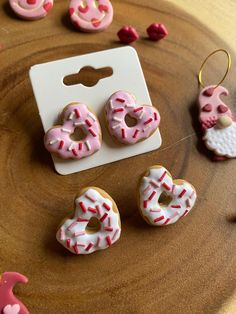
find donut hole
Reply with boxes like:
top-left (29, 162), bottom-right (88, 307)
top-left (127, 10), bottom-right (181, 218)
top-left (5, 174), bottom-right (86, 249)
top-left (158, 192), bottom-right (173, 207)
top-left (125, 114), bottom-right (137, 127)
top-left (85, 217), bottom-right (101, 234)
top-left (70, 127), bottom-right (86, 142)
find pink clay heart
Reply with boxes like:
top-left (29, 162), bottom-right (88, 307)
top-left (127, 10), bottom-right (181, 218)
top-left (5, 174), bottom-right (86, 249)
top-left (3, 304), bottom-right (20, 314)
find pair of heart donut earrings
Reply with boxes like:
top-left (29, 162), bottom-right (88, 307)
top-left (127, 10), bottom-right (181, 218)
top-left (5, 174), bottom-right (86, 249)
top-left (198, 49), bottom-right (236, 160)
top-left (56, 165), bottom-right (197, 255)
top-left (9, 0), bottom-right (113, 32)
top-left (44, 91), bottom-right (161, 160)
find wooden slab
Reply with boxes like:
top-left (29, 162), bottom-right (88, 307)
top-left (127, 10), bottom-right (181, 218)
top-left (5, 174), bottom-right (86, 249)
top-left (0, 0), bottom-right (235, 313)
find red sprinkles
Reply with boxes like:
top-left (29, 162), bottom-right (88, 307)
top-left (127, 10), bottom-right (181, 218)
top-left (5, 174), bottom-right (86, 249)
top-left (104, 227), bottom-right (113, 232)
top-left (74, 108), bottom-right (80, 118)
top-left (121, 128), bottom-right (126, 139)
top-left (133, 129), bottom-right (139, 139)
top-left (85, 119), bottom-right (92, 127)
top-left (89, 128), bottom-right (96, 137)
top-left (85, 242), bottom-right (94, 252)
top-left (72, 148), bottom-right (78, 156)
top-left (144, 118), bottom-right (153, 125)
top-left (171, 204), bottom-right (181, 209)
top-left (66, 239), bottom-right (71, 248)
top-left (134, 107), bottom-right (143, 113)
top-left (73, 244), bottom-right (79, 254)
top-left (148, 191), bottom-right (156, 200)
top-left (100, 213), bottom-right (108, 222)
top-left (154, 216), bottom-right (164, 223)
top-left (115, 98), bottom-right (125, 103)
top-left (178, 189), bottom-right (187, 198)
top-left (103, 203), bottom-right (111, 211)
top-left (159, 171), bottom-right (167, 182)
top-left (77, 217), bottom-right (89, 222)
top-left (113, 108), bottom-right (124, 113)
top-left (106, 236), bottom-right (112, 246)
top-left (180, 210), bottom-right (189, 218)
top-left (79, 201), bottom-right (87, 213)
top-left (58, 140), bottom-right (64, 150)
top-left (88, 207), bottom-right (97, 213)
top-left (162, 182), bottom-right (171, 191)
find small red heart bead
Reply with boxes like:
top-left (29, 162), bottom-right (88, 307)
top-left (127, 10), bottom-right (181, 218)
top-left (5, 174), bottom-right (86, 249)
top-left (202, 103), bottom-right (212, 112)
top-left (43, 2), bottom-right (53, 12)
top-left (78, 5), bottom-right (89, 13)
top-left (91, 18), bottom-right (101, 28)
top-left (217, 104), bottom-right (228, 113)
top-left (203, 87), bottom-right (215, 97)
top-left (98, 4), bottom-right (109, 12)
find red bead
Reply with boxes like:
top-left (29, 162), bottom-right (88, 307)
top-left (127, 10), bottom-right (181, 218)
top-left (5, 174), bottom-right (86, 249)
top-left (146, 23), bottom-right (168, 41)
top-left (217, 104), bottom-right (228, 113)
top-left (117, 26), bottom-right (139, 44)
top-left (202, 104), bottom-right (212, 112)
top-left (203, 87), bottom-right (215, 97)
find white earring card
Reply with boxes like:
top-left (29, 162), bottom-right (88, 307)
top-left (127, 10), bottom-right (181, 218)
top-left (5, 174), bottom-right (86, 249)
top-left (29, 47), bottom-right (162, 175)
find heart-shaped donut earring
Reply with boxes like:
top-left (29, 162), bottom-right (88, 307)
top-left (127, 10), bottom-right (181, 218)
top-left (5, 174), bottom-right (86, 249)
top-left (198, 49), bottom-right (236, 159)
top-left (138, 165), bottom-right (197, 226)
top-left (104, 91), bottom-right (161, 145)
top-left (44, 102), bottom-right (102, 160)
top-left (56, 187), bottom-right (121, 254)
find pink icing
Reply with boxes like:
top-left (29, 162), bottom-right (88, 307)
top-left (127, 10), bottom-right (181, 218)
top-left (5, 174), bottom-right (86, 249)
top-left (0, 272), bottom-right (29, 314)
top-left (9, 0), bottom-right (53, 20)
top-left (44, 103), bottom-right (102, 159)
top-left (69, 0), bottom-right (113, 32)
top-left (198, 85), bottom-right (233, 129)
top-left (105, 91), bottom-right (160, 145)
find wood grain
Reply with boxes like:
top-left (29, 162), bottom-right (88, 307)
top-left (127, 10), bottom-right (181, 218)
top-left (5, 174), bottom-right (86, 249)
top-left (0, 1), bottom-right (236, 313)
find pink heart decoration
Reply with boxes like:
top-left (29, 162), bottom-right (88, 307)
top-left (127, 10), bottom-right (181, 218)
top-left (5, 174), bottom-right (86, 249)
top-left (43, 2), bottom-right (53, 12)
top-left (78, 5), bottom-right (89, 13)
top-left (3, 304), bottom-right (20, 314)
top-left (105, 91), bottom-right (160, 145)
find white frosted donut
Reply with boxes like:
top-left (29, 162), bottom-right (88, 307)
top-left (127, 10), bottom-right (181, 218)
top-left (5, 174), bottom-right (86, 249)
top-left (138, 165), bottom-right (197, 226)
top-left (56, 187), bottom-right (121, 254)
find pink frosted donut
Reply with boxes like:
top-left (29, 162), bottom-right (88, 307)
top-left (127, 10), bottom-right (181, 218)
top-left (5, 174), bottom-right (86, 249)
top-left (105, 91), bottom-right (161, 145)
top-left (69, 0), bottom-right (113, 32)
top-left (9, 0), bottom-right (53, 20)
top-left (44, 103), bottom-right (102, 159)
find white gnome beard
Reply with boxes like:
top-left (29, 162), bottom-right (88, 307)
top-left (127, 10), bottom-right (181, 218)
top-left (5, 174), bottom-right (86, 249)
top-left (203, 121), bottom-right (236, 158)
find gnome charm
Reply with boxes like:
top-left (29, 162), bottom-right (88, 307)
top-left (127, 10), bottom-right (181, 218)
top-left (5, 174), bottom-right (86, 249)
top-left (198, 49), bottom-right (236, 160)
top-left (0, 272), bottom-right (29, 314)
